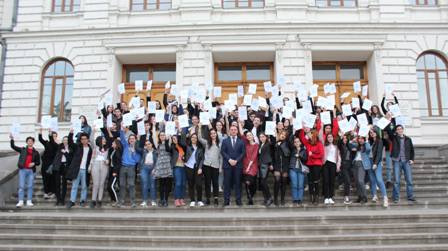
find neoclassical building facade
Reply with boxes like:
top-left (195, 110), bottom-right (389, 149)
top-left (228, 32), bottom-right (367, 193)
top-left (0, 0), bottom-right (447, 150)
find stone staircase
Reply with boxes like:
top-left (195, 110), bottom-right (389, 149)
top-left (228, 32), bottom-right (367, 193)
top-left (0, 157), bottom-right (447, 250)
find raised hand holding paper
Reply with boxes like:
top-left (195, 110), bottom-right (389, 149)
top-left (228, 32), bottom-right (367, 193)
top-left (389, 104), bottom-right (401, 118)
top-left (213, 86), bottom-right (222, 98)
top-left (376, 117), bottom-right (391, 130)
top-left (135, 80), bottom-right (143, 92)
top-left (362, 85), bottom-right (368, 97)
top-left (362, 99), bottom-right (373, 111)
top-left (155, 110), bottom-right (165, 123)
top-left (41, 115), bottom-right (52, 129)
top-left (178, 114), bottom-right (189, 128)
top-left (237, 85), bottom-right (244, 97)
top-left (238, 106), bottom-right (248, 121)
top-left (321, 111), bottom-right (331, 125)
top-left (248, 84), bottom-right (257, 95)
top-left (123, 113), bottom-right (134, 126)
top-left (342, 104), bottom-right (353, 117)
top-left (148, 101), bottom-right (157, 113)
top-left (265, 121), bottom-right (276, 135)
top-left (310, 84), bottom-right (318, 98)
top-left (118, 83), bottom-right (125, 94)
top-left (93, 119), bottom-right (103, 129)
top-left (137, 121), bottom-right (146, 136)
top-left (146, 80), bottom-right (153, 91)
top-left (243, 95), bottom-right (252, 106)
top-left (165, 121), bottom-right (176, 136)
top-left (352, 97), bottom-right (360, 109)
top-left (353, 81), bottom-right (361, 93)
top-left (200, 112), bottom-right (210, 125)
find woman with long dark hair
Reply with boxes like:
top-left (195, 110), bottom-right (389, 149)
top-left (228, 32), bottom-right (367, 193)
top-left (273, 130), bottom-right (291, 206)
top-left (107, 139), bottom-right (122, 206)
top-left (368, 127), bottom-right (388, 208)
top-left (183, 133), bottom-right (205, 207)
top-left (153, 131), bottom-right (173, 207)
top-left (258, 132), bottom-right (274, 206)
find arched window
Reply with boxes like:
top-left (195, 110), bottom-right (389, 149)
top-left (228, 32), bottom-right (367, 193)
top-left (416, 52), bottom-right (448, 116)
top-left (39, 58), bottom-right (74, 122)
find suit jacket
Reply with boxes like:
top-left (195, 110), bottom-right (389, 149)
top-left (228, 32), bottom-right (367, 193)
top-left (220, 136), bottom-right (245, 169)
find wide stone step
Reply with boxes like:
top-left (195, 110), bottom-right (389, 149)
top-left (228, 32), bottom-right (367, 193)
top-left (1, 222), bottom-right (447, 236)
top-left (2, 244), bottom-right (448, 251)
top-left (1, 232), bottom-right (447, 247)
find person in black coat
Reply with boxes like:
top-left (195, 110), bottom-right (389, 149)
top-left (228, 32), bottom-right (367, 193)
top-left (257, 132), bottom-right (274, 206)
top-left (51, 135), bottom-right (74, 206)
top-left (66, 130), bottom-right (93, 209)
top-left (107, 139), bottom-right (122, 204)
top-left (10, 135), bottom-right (40, 207)
top-left (272, 130), bottom-right (291, 206)
top-left (38, 129), bottom-right (59, 198)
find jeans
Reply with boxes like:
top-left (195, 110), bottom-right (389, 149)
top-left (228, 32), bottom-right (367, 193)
top-left (385, 150), bottom-right (393, 183)
top-left (289, 168), bottom-right (305, 202)
top-left (392, 160), bottom-right (415, 201)
top-left (18, 169), bottom-right (34, 201)
top-left (70, 169), bottom-right (87, 202)
top-left (140, 165), bottom-right (156, 202)
top-left (119, 166), bottom-right (136, 204)
top-left (368, 162), bottom-right (387, 198)
top-left (353, 161), bottom-right (367, 199)
top-left (173, 166), bottom-right (186, 199)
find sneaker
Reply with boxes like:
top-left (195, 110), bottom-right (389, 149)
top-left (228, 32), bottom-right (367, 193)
top-left (324, 198), bottom-right (330, 205)
top-left (205, 199), bottom-right (211, 206)
top-left (89, 201), bottom-right (96, 209)
top-left (25, 200), bottom-right (34, 207)
top-left (97, 201), bottom-right (102, 208)
top-left (49, 193), bottom-right (56, 199)
top-left (16, 200), bottom-right (24, 208)
top-left (383, 197), bottom-right (389, 208)
top-left (393, 199), bottom-right (399, 204)
top-left (43, 193), bottom-right (51, 199)
top-left (66, 201), bottom-right (75, 209)
top-left (328, 198), bottom-right (335, 205)
top-left (140, 201), bottom-right (147, 208)
top-left (214, 198), bottom-right (219, 207)
top-left (151, 201), bottom-right (158, 207)
top-left (190, 201), bottom-right (196, 207)
top-left (180, 199), bottom-right (186, 206)
top-left (197, 201), bottom-right (205, 207)
top-left (408, 197), bottom-right (417, 202)
top-left (372, 195), bottom-right (378, 202)
top-left (79, 201), bottom-right (86, 207)
top-left (344, 197), bottom-right (352, 205)
top-left (131, 203), bottom-right (137, 208)
top-left (365, 184), bottom-right (370, 190)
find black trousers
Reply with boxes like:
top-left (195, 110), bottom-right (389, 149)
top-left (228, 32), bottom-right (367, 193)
top-left (244, 175), bottom-right (257, 201)
top-left (308, 165), bottom-right (321, 199)
top-left (54, 163), bottom-right (68, 203)
top-left (259, 166), bottom-right (272, 201)
top-left (340, 160), bottom-right (353, 197)
top-left (159, 177), bottom-right (172, 202)
top-left (186, 167), bottom-right (203, 202)
top-left (107, 170), bottom-right (119, 202)
top-left (323, 161), bottom-right (337, 199)
top-left (42, 163), bottom-right (56, 194)
top-left (204, 165), bottom-right (219, 200)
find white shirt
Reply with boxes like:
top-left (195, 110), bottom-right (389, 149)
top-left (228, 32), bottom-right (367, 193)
top-left (80, 146), bottom-right (90, 169)
top-left (251, 127), bottom-right (259, 144)
top-left (145, 151), bottom-right (154, 166)
top-left (325, 145), bottom-right (337, 163)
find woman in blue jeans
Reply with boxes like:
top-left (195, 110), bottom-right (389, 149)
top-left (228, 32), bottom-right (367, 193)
top-left (171, 135), bottom-right (186, 207)
top-left (289, 137), bottom-right (308, 206)
top-left (139, 139), bottom-right (158, 207)
top-left (368, 128), bottom-right (388, 208)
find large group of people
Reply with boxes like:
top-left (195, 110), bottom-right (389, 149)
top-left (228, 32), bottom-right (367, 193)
top-left (10, 83), bottom-right (416, 209)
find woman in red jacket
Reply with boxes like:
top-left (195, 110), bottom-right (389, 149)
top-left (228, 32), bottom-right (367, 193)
top-left (239, 120), bottom-right (259, 205)
top-left (299, 128), bottom-right (324, 205)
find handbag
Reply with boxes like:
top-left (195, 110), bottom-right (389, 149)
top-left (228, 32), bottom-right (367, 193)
top-left (301, 163), bottom-right (310, 174)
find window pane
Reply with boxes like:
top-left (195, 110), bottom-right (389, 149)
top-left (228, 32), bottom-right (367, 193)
top-left (153, 67), bottom-right (176, 82)
top-left (64, 77), bottom-right (73, 122)
top-left (416, 56), bottom-right (425, 69)
top-left (53, 0), bottom-right (63, 12)
top-left (246, 65), bottom-right (270, 80)
top-left (428, 73), bottom-right (440, 115)
top-left (53, 79), bottom-right (63, 118)
top-left (313, 65), bottom-right (336, 80)
top-left (417, 76), bottom-right (428, 116)
top-left (65, 62), bottom-right (74, 76)
top-left (435, 56), bottom-right (446, 69)
top-left (330, 0), bottom-right (341, 6)
top-left (223, 0), bottom-right (236, 8)
top-left (147, 0), bottom-right (157, 9)
top-left (344, 0), bottom-right (356, 7)
top-left (73, 0), bottom-right (80, 11)
top-left (239, 0), bottom-right (249, 7)
top-left (316, 0), bottom-right (327, 7)
top-left (159, 0), bottom-right (171, 10)
top-left (42, 78), bottom-right (53, 115)
top-left (45, 63), bottom-right (55, 77)
top-left (425, 54), bottom-right (436, 69)
top-left (439, 73), bottom-right (448, 116)
top-left (54, 61), bottom-right (66, 76)
top-left (408, 0), bottom-right (417, 4)
top-left (132, 0), bottom-right (144, 10)
top-left (252, 0), bottom-right (264, 7)
top-left (340, 64), bottom-right (364, 80)
top-left (126, 67), bottom-right (148, 82)
top-left (218, 66), bottom-right (242, 81)
top-left (64, 0), bottom-right (72, 11)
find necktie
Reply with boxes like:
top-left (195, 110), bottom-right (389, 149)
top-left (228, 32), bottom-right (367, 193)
top-left (232, 137), bottom-right (236, 148)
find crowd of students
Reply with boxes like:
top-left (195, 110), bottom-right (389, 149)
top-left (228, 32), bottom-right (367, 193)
top-left (10, 86), bottom-right (416, 209)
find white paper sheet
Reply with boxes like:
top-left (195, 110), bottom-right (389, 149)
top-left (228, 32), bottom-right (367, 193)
top-left (178, 114), bottom-right (189, 128)
top-left (135, 80), bottom-right (143, 92)
top-left (155, 110), bottom-right (165, 123)
top-left (321, 111), bottom-right (331, 125)
top-left (238, 106), bottom-right (248, 121)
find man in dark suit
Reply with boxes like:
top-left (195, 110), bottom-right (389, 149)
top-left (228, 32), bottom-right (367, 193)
top-left (220, 125), bottom-right (246, 206)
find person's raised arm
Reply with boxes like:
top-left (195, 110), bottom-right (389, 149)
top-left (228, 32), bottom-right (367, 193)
top-left (9, 135), bottom-right (21, 153)
top-left (381, 96), bottom-right (388, 114)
